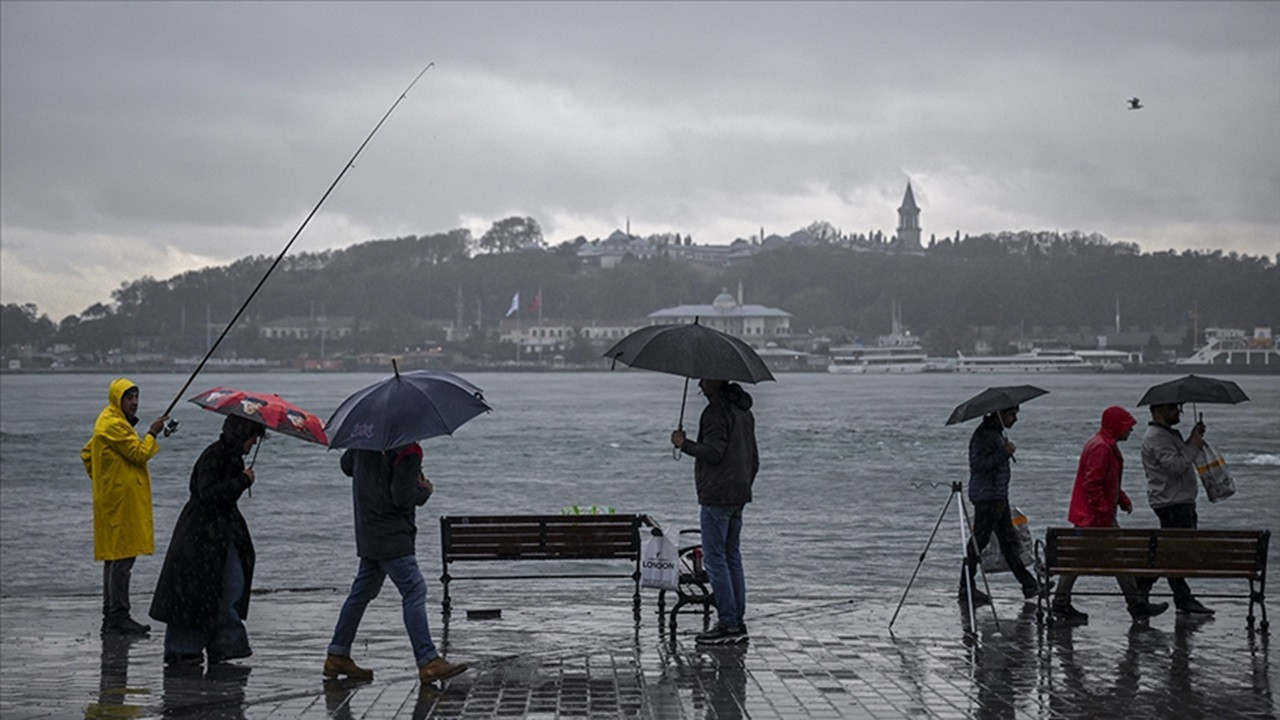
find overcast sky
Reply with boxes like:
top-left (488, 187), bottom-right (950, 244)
top-left (2, 2), bottom-right (1277, 320)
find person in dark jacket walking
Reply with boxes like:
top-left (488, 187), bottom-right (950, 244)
top-left (671, 379), bottom-right (759, 645)
top-left (959, 406), bottom-right (1045, 605)
top-left (150, 414), bottom-right (263, 666)
top-left (323, 443), bottom-right (466, 685)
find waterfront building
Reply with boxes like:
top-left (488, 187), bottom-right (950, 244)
top-left (647, 285), bottom-right (792, 345)
top-left (258, 315), bottom-right (356, 341)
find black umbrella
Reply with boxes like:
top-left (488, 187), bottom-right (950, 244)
top-left (1137, 375), bottom-right (1250, 407)
top-left (603, 319), bottom-right (775, 432)
top-left (325, 362), bottom-right (492, 451)
top-left (945, 385), bottom-right (1049, 426)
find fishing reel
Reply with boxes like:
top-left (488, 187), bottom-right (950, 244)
top-left (162, 418), bottom-right (180, 437)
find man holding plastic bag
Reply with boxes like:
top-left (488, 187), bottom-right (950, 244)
top-left (1138, 403), bottom-right (1215, 615)
top-left (1051, 406), bottom-right (1169, 623)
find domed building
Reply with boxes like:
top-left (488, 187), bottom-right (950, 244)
top-left (647, 284), bottom-right (792, 345)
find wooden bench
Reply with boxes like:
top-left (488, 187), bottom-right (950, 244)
top-left (439, 514), bottom-right (653, 621)
top-left (1036, 527), bottom-right (1269, 632)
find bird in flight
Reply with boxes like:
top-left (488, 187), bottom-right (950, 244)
top-left (1128, 97), bottom-right (1143, 110)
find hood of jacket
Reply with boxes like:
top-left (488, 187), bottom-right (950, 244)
top-left (1099, 405), bottom-right (1136, 441)
top-left (107, 377), bottom-right (139, 426)
top-left (220, 414), bottom-right (265, 450)
top-left (719, 382), bottom-right (754, 412)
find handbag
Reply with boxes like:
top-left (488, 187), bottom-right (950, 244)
top-left (979, 506), bottom-right (1035, 574)
top-left (1196, 441), bottom-right (1236, 503)
top-left (640, 531), bottom-right (680, 592)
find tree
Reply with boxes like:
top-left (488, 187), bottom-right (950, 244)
top-left (0, 303), bottom-right (56, 350)
top-left (478, 216), bottom-right (543, 254)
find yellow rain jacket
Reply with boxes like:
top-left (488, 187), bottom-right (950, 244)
top-left (81, 377), bottom-right (160, 561)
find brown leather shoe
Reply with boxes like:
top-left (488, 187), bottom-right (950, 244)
top-left (418, 656), bottom-right (467, 684)
top-left (323, 653), bottom-right (373, 680)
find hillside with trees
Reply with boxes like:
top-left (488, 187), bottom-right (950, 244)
top-left (3, 218), bottom-right (1277, 367)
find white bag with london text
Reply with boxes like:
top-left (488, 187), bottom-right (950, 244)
top-left (1196, 441), bottom-right (1236, 503)
top-left (640, 532), bottom-right (680, 592)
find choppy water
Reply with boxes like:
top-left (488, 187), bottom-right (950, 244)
top-left (1, 371), bottom-right (1276, 602)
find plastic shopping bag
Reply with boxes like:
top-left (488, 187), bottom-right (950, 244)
top-left (979, 506), bottom-right (1035, 574)
top-left (1196, 441), bottom-right (1236, 503)
top-left (640, 531), bottom-right (680, 592)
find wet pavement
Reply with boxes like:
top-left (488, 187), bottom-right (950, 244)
top-left (1, 582), bottom-right (1274, 719)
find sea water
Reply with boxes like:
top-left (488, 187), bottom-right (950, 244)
top-left (1, 372), bottom-right (1276, 603)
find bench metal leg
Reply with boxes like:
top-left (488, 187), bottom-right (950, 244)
top-left (441, 572), bottom-right (452, 616)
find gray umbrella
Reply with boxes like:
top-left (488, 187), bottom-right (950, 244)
top-left (603, 319), bottom-right (775, 431)
top-left (1137, 375), bottom-right (1250, 407)
top-left (325, 364), bottom-right (492, 451)
top-left (603, 321), bottom-right (775, 385)
top-left (945, 385), bottom-right (1049, 426)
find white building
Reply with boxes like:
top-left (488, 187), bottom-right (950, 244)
top-left (648, 286), bottom-right (791, 345)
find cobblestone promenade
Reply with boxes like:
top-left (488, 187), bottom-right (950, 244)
top-left (1, 583), bottom-right (1274, 719)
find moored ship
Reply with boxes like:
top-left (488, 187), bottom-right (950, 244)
top-left (1147, 327), bottom-right (1280, 375)
top-left (954, 348), bottom-right (1097, 373)
top-left (828, 302), bottom-right (927, 374)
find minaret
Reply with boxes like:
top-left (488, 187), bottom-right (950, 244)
top-left (897, 182), bottom-right (922, 251)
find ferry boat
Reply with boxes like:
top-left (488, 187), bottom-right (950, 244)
top-left (954, 348), bottom-right (1097, 373)
top-left (828, 302), bottom-right (927, 374)
top-left (1170, 327), bottom-right (1280, 375)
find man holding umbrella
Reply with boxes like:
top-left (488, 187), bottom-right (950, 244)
top-left (671, 378), bottom-right (759, 645)
top-left (1137, 403), bottom-right (1214, 615)
top-left (959, 405), bottom-right (1046, 605)
top-left (322, 366), bottom-right (489, 684)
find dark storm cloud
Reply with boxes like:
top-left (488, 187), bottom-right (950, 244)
top-left (2, 2), bottom-right (1277, 318)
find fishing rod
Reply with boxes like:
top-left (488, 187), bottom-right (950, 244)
top-left (160, 63), bottom-right (434, 427)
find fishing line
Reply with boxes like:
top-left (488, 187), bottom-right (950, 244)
top-left (161, 63), bottom-right (435, 424)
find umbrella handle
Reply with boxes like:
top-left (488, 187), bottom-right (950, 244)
top-left (673, 377), bottom-right (690, 461)
top-left (246, 439), bottom-right (262, 496)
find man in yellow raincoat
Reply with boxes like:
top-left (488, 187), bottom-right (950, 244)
top-left (82, 378), bottom-right (168, 635)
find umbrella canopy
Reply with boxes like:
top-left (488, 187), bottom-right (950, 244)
top-left (602, 322), bottom-right (775, 384)
top-left (945, 385), bottom-right (1049, 426)
top-left (189, 387), bottom-right (328, 445)
top-left (325, 369), bottom-right (492, 451)
top-left (1137, 375), bottom-right (1250, 407)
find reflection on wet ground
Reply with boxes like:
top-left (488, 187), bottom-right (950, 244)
top-left (1, 585), bottom-right (1273, 718)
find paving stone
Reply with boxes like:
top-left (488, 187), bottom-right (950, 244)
top-left (2, 588), bottom-right (1275, 718)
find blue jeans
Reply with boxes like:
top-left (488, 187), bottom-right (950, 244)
top-left (700, 504), bottom-right (746, 628)
top-left (164, 544), bottom-right (250, 662)
top-left (328, 555), bottom-right (439, 668)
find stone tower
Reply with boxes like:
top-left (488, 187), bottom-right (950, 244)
top-left (896, 182), bottom-right (922, 251)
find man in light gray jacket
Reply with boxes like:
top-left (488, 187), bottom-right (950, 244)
top-left (1138, 403), bottom-right (1214, 615)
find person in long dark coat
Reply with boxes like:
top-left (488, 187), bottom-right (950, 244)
top-left (150, 414), bottom-right (263, 666)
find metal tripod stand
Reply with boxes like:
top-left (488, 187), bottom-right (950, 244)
top-left (889, 481), bottom-right (1000, 633)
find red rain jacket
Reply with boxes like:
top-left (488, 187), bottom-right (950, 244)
top-left (1067, 406), bottom-right (1138, 528)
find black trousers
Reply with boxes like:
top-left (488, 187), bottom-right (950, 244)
top-left (1138, 503), bottom-right (1197, 606)
top-left (102, 557), bottom-right (136, 621)
top-left (963, 499), bottom-right (1036, 590)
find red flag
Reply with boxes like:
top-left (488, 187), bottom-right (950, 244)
top-left (528, 289), bottom-right (542, 314)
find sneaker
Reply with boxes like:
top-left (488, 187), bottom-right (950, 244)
top-left (103, 617), bottom-right (151, 636)
top-left (418, 656), bottom-right (467, 684)
top-left (1051, 604), bottom-right (1089, 623)
top-left (323, 653), bottom-right (373, 680)
top-left (695, 622), bottom-right (746, 644)
top-left (1022, 580), bottom-right (1054, 600)
top-left (209, 649), bottom-right (252, 665)
top-left (1177, 599), bottom-right (1215, 615)
top-left (164, 653), bottom-right (204, 667)
top-left (1129, 601), bottom-right (1170, 622)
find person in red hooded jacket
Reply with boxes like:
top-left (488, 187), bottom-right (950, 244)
top-left (1051, 406), bottom-right (1170, 624)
